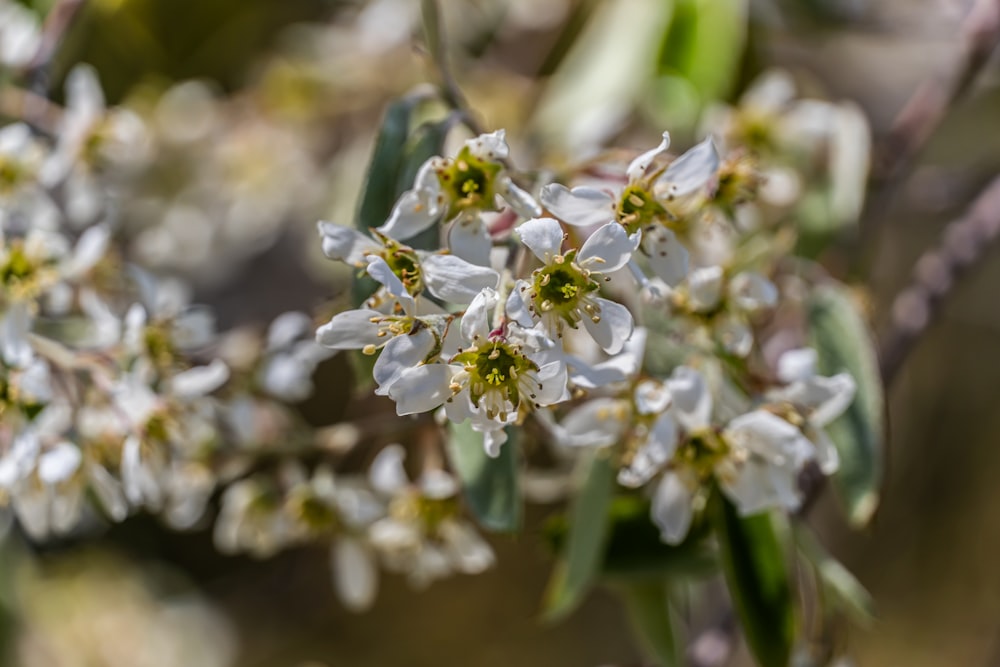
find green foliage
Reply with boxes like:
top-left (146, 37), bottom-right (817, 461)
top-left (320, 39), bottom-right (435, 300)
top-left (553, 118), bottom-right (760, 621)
top-left (807, 284), bottom-right (884, 527)
top-left (794, 524), bottom-right (875, 626)
top-left (620, 581), bottom-right (680, 667)
top-left (712, 495), bottom-right (795, 667)
top-left (542, 452), bottom-right (616, 620)
top-left (446, 421), bottom-right (521, 533)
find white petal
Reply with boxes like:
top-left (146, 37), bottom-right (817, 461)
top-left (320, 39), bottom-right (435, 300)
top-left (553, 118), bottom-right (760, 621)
top-left (539, 184), bottom-right (616, 228)
top-left (461, 287), bottom-right (497, 343)
top-left (582, 297), bottom-right (633, 354)
top-left (667, 366), bottom-right (712, 432)
top-left (422, 253), bottom-right (499, 304)
top-left (318, 222), bottom-right (380, 265)
top-left (505, 283), bottom-right (535, 328)
top-left (716, 314), bottom-right (753, 358)
top-left (388, 364), bottom-right (453, 415)
top-left (38, 443), bottom-right (82, 485)
top-left (465, 130), bottom-right (509, 161)
top-left (578, 221), bottom-right (639, 273)
top-left (365, 256), bottom-right (416, 313)
top-left (723, 410), bottom-right (803, 463)
top-left (776, 348), bottom-right (817, 384)
top-left (440, 520), bottom-right (495, 573)
top-left (720, 457), bottom-right (800, 515)
top-left (331, 538), bottom-right (378, 612)
top-left (1, 301), bottom-right (34, 368)
top-left (419, 469), bottom-right (459, 498)
top-left (813, 429), bottom-right (840, 475)
top-left (87, 464), bottom-right (128, 521)
top-left (376, 158), bottom-right (444, 240)
top-left (267, 311), bottom-right (312, 350)
top-left (642, 227), bottom-right (689, 286)
top-left (619, 413), bottom-right (678, 488)
top-left (806, 374), bottom-right (856, 427)
top-left (652, 472), bottom-right (693, 545)
top-left (498, 176), bottom-right (542, 218)
top-left (483, 428), bottom-right (508, 458)
top-left (655, 137), bottom-right (719, 198)
top-left (517, 217), bottom-right (565, 261)
top-left (533, 360), bottom-right (569, 406)
top-left (316, 309), bottom-right (383, 349)
top-left (634, 379), bottom-right (671, 415)
top-left (63, 224), bottom-right (110, 278)
top-left (566, 328), bottom-right (646, 389)
top-left (559, 398), bottom-right (629, 447)
top-left (687, 265), bottom-right (725, 312)
top-left (369, 444), bottom-right (409, 495)
top-left (170, 359), bottom-right (230, 398)
top-left (626, 131), bottom-right (671, 181)
top-left (729, 272), bottom-right (777, 313)
top-left (447, 218), bottom-right (493, 267)
top-left (373, 327), bottom-right (437, 395)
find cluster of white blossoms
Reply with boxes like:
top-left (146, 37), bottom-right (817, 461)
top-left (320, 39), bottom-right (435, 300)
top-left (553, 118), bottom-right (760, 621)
top-left (1, 0), bottom-right (867, 612)
top-left (316, 118), bottom-right (858, 547)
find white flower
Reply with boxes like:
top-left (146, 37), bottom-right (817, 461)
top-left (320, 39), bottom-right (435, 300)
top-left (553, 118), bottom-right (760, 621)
top-left (540, 132), bottom-right (719, 286)
top-left (0, 1), bottom-right (40, 68)
top-left (375, 130), bottom-right (541, 265)
top-left (517, 216), bottom-right (638, 354)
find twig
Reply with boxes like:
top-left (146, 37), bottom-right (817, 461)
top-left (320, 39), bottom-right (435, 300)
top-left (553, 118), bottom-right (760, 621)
top-left (858, 0), bottom-right (1000, 258)
top-left (26, 0), bottom-right (88, 96)
top-left (878, 174), bottom-right (1000, 385)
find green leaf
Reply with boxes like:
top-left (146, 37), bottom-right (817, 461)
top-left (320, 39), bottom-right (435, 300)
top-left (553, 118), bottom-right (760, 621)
top-left (807, 284), bottom-right (885, 527)
top-left (542, 453), bottom-right (617, 621)
top-left (446, 421), bottom-right (521, 533)
top-left (620, 581), bottom-right (680, 667)
top-left (794, 525), bottom-right (875, 626)
top-left (355, 96), bottom-right (420, 233)
top-left (712, 495), bottom-right (795, 667)
top-left (394, 116), bottom-right (457, 251)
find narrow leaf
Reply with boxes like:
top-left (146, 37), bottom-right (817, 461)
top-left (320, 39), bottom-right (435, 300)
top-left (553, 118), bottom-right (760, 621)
top-left (355, 97), bottom-right (420, 232)
top-left (620, 581), bottom-right (680, 667)
top-left (712, 495), bottom-right (795, 667)
top-left (446, 421), bottom-right (521, 532)
top-left (807, 284), bottom-right (885, 526)
top-left (542, 453), bottom-right (616, 620)
top-left (794, 525), bottom-right (875, 626)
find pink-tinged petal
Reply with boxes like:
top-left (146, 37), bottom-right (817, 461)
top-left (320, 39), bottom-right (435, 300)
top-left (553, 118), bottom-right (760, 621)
top-left (388, 364), bottom-right (453, 415)
top-left (317, 222), bottom-right (380, 265)
top-left (422, 253), bottom-right (499, 304)
top-left (539, 184), bottom-right (616, 228)
top-left (626, 131), bottom-right (671, 181)
top-left (655, 136), bottom-right (719, 198)
top-left (652, 472), bottom-right (694, 545)
top-left (578, 221), bottom-right (639, 273)
top-left (582, 297), bottom-right (633, 355)
top-left (517, 217), bottom-right (565, 261)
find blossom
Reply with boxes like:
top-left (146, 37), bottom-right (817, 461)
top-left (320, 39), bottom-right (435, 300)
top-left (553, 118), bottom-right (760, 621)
top-left (375, 130), bottom-right (541, 265)
top-left (517, 216), bottom-right (638, 354)
top-left (541, 132), bottom-right (720, 286)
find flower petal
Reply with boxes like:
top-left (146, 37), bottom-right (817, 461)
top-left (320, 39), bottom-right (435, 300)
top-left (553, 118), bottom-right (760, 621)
top-left (365, 256), bottom-right (416, 314)
top-left (376, 158), bottom-right (444, 240)
top-left (776, 348), bottom-right (817, 384)
top-left (687, 265), bottom-right (724, 312)
top-left (318, 222), bottom-right (380, 265)
top-left (422, 253), bottom-right (499, 304)
top-left (369, 444), bottom-right (409, 495)
top-left (465, 130), bottom-right (509, 161)
top-left (729, 271), bottom-right (778, 313)
top-left (626, 131), bottom-right (671, 181)
top-left (38, 442), bottom-right (82, 485)
top-left (652, 472), bottom-right (693, 545)
top-left (388, 364), bottom-right (453, 415)
top-left (517, 217), bottom-right (565, 261)
top-left (582, 297), bottom-right (633, 354)
top-left (539, 184), bottom-right (616, 228)
top-left (373, 327), bottom-right (437, 395)
top-left (331, 538), bottom-right (378, 612)
top-left (578, 221), bottom-right (639, 273)
top-left (642, 227), bottom-right (689, 286)
top-left (667, 366), bottom-right (712, 432)
top-left (461, 287), bottom-right (497, 343)
top-left (170, 359), bottom-right (230, 398)
top-left (558, 397), bottom-right (629, 448)
top-left (498, 176), bottom-right (542, 218)
top-left (447, 217), bottom-right (493, 267)
top-left (619, 412), bottom-right (678, 488)
top-left (316, 309), bottom-right (383, 350)
top-left (655, 136), bottom-right (719, 198)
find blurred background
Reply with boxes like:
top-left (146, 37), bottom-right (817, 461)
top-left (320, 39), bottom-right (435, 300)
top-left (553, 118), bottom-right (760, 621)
top-left (3, 0), bottom-right (1000, 665)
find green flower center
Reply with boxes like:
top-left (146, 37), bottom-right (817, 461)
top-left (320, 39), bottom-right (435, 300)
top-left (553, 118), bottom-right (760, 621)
top-left (529, 251), bottom-right (599, 326)
top-left (452, 339), bottom-right (539, 418)
top-left (616, 184), bottom-right (667, 234)
top-left (439, 146), bottom-right (502, 218)
top-left (677, 429), bottom-right (728, 479)
top-left (373, 232), bottom-right (423, 295)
